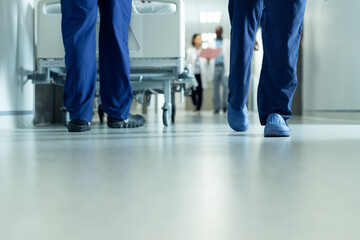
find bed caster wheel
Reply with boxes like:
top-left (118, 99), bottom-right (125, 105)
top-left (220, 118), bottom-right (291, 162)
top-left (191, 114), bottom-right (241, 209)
top-left (61, 109), bottom-right (70, 126)
top-left (136, 91), bottom-right (145, 104)
top-left (163, 109), bottom-right (170, 127)
top-left (145, 94), bottom-right (152, 107)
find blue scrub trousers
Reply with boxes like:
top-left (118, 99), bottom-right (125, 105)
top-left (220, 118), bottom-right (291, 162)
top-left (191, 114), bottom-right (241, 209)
top-left (228, 0), bottom-right (306, 125)
top-left (61, 0), bottom-right (133, 122)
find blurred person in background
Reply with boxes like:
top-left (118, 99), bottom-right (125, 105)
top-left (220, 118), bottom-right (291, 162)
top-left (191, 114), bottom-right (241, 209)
top-left (208, 26), bottom-right (230, 115)
top-left (186, 34), bottom-right (210, 112)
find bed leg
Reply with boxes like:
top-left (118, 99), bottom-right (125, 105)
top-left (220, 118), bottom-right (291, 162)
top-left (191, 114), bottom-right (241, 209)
top-left (162, 80), bottom-right (172, 127)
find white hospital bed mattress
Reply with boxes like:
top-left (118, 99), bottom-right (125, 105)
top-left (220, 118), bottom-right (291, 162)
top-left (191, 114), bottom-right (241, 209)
top-left (36, 0), bottom-right (185, 60)
top-left (133, 1), bottom-right (176, 14)
top-left (45, 1), bottom-right (176, 14)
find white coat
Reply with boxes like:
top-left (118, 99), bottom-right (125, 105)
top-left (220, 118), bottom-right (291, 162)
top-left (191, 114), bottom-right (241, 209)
top-left (207, 38), bottom-right (231, 78)
top-left (186, 47), bottom-right (212, 89)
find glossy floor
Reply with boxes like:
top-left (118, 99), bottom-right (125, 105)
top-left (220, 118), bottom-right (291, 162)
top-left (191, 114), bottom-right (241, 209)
top-left (1, 111), bottom-right (360, 240)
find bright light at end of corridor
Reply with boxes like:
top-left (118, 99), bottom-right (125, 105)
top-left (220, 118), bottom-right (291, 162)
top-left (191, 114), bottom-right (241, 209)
top-left (200, 11), bottom-right (222, 24)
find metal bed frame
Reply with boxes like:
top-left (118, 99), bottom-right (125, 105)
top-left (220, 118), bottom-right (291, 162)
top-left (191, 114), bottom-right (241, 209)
top-left (29, 0), bottom-right (194, 126)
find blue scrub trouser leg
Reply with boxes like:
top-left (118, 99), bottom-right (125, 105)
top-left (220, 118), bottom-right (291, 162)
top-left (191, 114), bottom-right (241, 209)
top-left (98, 0), bottom-right (133, 120)
top-left (228, 0), bottom-right (306, 125)
top-left (61, 0), bottom-right (133, 122)
top-left (258, 0), bottom-right (306, 125)
top-left (61, 0), bottom-right (98, 122)
top-left (228, 0), bottom-right (263, 113)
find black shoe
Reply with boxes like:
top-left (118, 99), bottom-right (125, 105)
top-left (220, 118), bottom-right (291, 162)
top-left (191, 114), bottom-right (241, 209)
top-left (67, 119), bottom-right (91, 132)
top-left (214, 110), bottom-right (220, 115)
top-left (223, 107), bottom-right (228, 113)
top-left (107, 114), bottom-right (145, 128)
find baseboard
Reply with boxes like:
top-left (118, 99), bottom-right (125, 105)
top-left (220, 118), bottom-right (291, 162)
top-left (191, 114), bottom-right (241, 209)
top-left (0, 113), bottom-right (34, 129)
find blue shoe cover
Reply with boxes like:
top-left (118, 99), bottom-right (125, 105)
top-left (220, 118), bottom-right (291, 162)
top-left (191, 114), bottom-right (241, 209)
top-left (227, 104), bottom-right (249, 132)
top-left (264, 113), bottom-right (291, 137)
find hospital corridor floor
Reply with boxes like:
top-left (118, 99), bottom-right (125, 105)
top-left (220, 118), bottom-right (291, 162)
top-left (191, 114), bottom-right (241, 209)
top-left (1, 111), bottom-right (360, 240)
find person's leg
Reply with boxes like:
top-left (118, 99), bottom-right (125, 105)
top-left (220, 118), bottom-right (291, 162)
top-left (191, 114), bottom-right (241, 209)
top-left (192, 74), bottom-right (201, 109)
top-left (191, 88), bottom-right (198, 107)
top-left (98, 0), bottom-right (133, 121)
top-left (61, 0), bottom-right (98, 122)
top-left (227, 0), bottom-right (263, 131)
top-left (220, 66), bottom-right (228, 111)
top-left (212, 66), bottom-right (221, 113)
top-left (228, 0), bottom-right (263, 111)
top-left (197, 75), bottom-right (203, 111)
top-left (222, 76), bottom-right (229, 111)
top-left (258, 0), bottom-right (306, 125)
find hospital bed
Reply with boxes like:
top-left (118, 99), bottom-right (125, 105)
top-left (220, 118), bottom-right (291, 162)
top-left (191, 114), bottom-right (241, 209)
top-left (29, 0), bottom-right (194, 126)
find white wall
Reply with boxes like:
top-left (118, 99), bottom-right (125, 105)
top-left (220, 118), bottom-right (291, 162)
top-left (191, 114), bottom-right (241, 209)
top-left (303, 0), bottom-right (360, 111)
top-left (0, 0), bottom-right (34, 114)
